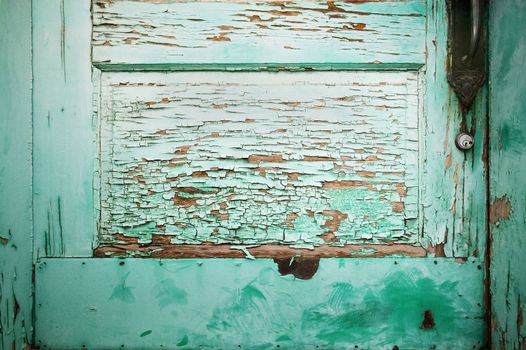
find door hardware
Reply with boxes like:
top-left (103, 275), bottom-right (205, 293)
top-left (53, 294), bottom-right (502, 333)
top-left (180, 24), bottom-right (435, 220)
top-left (456, 132), bottom-right (475, 151)
top-left (447, 0), bottom-right (487, 112)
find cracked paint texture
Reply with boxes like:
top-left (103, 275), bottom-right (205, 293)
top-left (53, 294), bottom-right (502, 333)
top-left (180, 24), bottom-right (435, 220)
top-left (98, 72), bottom-right (419, 246)
top-left (92, 0), bottom-right (425, 66)
top-left (89, 0), bottom-right (489, 260)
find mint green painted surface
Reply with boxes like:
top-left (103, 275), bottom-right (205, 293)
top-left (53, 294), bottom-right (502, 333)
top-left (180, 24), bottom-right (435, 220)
top-left (32, 0), bottom-right (95, 257)
top-left (489, 0), bottom-right (526, 348)
top-left (98, 71), bottom-right (419, 247)
top-left (35, 258), bottom-right (484, 349)
top-left (0, 1), bottom-right (33, 349)
top-left (24, 1), bottom-right (492, 349)
top-left (93, 0), bottom-right (426, 66)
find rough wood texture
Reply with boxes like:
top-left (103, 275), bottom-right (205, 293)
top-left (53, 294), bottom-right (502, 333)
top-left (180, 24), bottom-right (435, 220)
top-left (489, 0), bottom-right (526, 348)
top-left (35, 258), bottom-right (484, 349)
top-left (94, 235), bottom-right (427, 258)
top-left (92, 0), bottom-right (426, 67)
top-left (0, 1), bottom-right (33, 348)
top-left (97, 72), bottom-right (419, 248)
top-left (33, 0), bottom-right (95, 257)
top-left (420, 0), bottom-right (488, 258)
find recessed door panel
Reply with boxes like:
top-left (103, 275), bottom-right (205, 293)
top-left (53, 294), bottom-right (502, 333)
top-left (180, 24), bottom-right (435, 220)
top-left (98, 72), bottom-right (419, 250)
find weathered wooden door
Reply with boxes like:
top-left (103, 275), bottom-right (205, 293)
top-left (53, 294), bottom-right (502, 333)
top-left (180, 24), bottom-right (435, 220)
top-left (32, 0), bottom-right (488, 348)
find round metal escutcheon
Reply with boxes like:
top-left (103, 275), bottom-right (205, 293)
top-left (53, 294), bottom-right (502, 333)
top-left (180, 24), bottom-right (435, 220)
top-left (455, 132), bottom-right (474, 150)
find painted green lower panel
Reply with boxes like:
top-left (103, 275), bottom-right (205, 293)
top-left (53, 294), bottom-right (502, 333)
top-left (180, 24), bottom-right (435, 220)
top-left (35, 258), bottom-right (484, 349)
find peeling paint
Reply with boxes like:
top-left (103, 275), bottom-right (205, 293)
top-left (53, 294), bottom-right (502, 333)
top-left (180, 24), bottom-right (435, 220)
top-left (421, 0), bottom-right (488, 259)
top-left (273, 257), bottom-right (320, 280)
top-left (23, 0), bottom-right (491, 347)
top-left (98, 72), bottom-right (420, 249)
top-left (489, 196), bottom-right (512, 225)
top-left (419, 309), bottom-right (436, 329)
top-left (94, 233), bottom-right (427, 258)
top-left (0, 231), bottom-right (9, 246)
top-left (92, 0), bottom-right (426, 66)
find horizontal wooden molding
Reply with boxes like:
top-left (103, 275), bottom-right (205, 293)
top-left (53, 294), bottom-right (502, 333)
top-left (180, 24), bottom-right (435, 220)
top-left (93, 62), bottom-right (425, 72)
top-left (94, 240), bottom-right (427, 259)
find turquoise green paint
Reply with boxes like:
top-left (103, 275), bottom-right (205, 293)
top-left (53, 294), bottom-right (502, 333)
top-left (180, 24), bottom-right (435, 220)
top-left (140, 330), bottom-right (152, 338)
top-left (154, 280), bottom-right (188, 309)
top-left (32, 0), bottom-right (95, 257)
top-left (88, 0), bottom-right (488, 258)
top-left (22, 1), bottom-right (492, 349)
top-left (299, 276), bottom-right (470, 345)
top-left (110, 272), bottom-right (135, 303)
top-left (489, 0), bottom-right (526, 348)
top-left (0, 1), bottom-right (33, 349)
top-left (35, 258), bottom-right (484, 349)
top-left (44, 197), bottom-right (65, 256)
top-left (421, 0), bottom-right (488, 258)
top-left (177, 335), bottom-right (189, 347)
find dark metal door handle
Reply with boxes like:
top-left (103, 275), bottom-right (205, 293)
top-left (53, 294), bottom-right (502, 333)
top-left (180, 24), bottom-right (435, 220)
top-left (468, 0), bottom-right (482, 60)
top-left (447, 0), bottom-right (487, 112)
